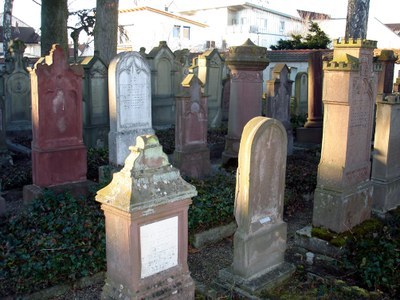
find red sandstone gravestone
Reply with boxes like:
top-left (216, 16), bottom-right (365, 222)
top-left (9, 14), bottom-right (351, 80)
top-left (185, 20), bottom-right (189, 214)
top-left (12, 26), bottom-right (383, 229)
top-left (96, 135), bottom-right (197, 299)
top-left (30, 44), bottom-right (87, 187)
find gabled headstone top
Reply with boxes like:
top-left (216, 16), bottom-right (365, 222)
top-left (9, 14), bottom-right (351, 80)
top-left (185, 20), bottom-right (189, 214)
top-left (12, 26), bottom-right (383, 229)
top-left (226, 38), bottom-right (269, 68)
top-left (96, 135), bottom-right (197, 212)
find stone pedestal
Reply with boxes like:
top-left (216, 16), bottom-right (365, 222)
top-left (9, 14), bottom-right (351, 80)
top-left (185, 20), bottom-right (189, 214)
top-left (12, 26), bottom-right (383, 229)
top-left (222, 39), bottom-right (269, 164)
top-left (96, 135), bottom-right (197, 299)
top-left (219, 117), bottom-right (294, 295)
top-left (30, 45), bottom-right (87, 188)
top-left (371, 94), bottom-right (400, 213)
top-left (173, 74), bottom-right (210, 178)
top-left (296, 51), bottom-right (323, 144)
top-left (313, 39), bottom-right (377, 233)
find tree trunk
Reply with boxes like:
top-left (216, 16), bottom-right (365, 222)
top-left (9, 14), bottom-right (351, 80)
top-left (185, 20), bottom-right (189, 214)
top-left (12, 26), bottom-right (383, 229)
top-left (2, 0), bottom-right (14, 59)
top-left (94, 0), bottom-right (118, 65)
top-left (345, 0), bottom-right (370, 40)
top-left (41, 0), bottom-right (68, 56)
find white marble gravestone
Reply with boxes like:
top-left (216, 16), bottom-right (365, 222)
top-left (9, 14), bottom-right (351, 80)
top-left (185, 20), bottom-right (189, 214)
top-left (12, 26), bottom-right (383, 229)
top-left (108, 51), bottom-right (154, 166)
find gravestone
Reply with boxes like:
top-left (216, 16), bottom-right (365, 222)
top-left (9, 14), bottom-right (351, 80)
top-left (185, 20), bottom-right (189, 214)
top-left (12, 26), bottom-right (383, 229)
top-left (147, 41), bottom-right (177, 128)
top-left (265, 64), bottom-right (294, 155)
top-left (221, 75), bottom-right (231, 122)
top-left (28, 44), bottom-right (87, 188)
top-left (313, 39), bottom-right (377, 233)
top-left (96, 135), bottom-right (197, 299)
top-left (196, 49), bottom-right (224, 128)
top-left (222, 39), bottom-right (269, 164)
top-left (371, 94), bottom-right (400, 214)
top-left (219, 116), bottom-right (294, 294)
top-left (108, 51), bottom-right (154, 167)
top-left (81, 51), bottom-right (109, 148)
top-left (2, 40), bottom-right (31, 132)
top-left (174, 48), bottom-right (191, 94)
top-left (174, 74), bottom-right (210, 178)
top-left (294, 72), bottom-right (308, 115)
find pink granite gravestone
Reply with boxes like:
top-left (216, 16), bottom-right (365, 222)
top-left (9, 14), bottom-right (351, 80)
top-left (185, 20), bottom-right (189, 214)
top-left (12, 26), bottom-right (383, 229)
top-left (174, 74), bottom-right (211, 178)
top-left (222, 39), bottom-right (269, 164)
top-left (30, 44), bottom-right (87, 187)
top-left (96, 135), bottom-right (196, 299)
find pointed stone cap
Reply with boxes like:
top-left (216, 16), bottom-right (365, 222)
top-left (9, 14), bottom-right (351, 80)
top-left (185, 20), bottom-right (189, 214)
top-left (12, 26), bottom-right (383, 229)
top-left (226, 38), bottom-right (269, 70)
top-left (96, 135), bottom-right (197, 212)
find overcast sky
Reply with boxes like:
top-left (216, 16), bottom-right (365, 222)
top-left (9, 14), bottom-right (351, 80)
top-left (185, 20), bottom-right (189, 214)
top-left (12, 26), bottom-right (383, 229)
top-left (2, 0), bottom-right (399, 31)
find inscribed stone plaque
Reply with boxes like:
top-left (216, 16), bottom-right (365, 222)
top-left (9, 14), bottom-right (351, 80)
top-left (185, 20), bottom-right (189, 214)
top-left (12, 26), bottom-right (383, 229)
top-left (140, 216), bottom-right (178, 278)
top-left (118, 58), bottom-right (151, 129)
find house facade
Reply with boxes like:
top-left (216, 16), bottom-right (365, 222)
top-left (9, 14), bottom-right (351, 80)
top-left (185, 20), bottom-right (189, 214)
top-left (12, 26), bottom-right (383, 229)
top-left (176, 1), bottom-right (305, 50)
top-left (117, 7), bottom-right (208, 53)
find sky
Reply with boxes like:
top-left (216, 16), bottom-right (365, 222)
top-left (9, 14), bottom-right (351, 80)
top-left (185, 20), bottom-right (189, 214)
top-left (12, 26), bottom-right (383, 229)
top-left (1, 0), bottom-right (399, 32)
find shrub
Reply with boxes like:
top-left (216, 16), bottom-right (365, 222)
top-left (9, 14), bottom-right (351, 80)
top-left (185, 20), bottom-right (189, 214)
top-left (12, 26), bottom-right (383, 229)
top-left (0, 191), bottom-right (106, 296)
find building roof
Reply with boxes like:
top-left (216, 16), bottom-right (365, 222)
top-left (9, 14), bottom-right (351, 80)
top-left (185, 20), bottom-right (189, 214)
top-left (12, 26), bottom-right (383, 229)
top-left (385, 23), bottom-right (400, 34)
top-left (0, 25), bottom-right (40, 44)
top-left (119, 6), bottom-right (209, 28)
top-left (297, 10), bottom-right (330, 21)
top-left (267, 49), bottom-right (333, 62)
top-left (177, 1), bottom-right (302, 21)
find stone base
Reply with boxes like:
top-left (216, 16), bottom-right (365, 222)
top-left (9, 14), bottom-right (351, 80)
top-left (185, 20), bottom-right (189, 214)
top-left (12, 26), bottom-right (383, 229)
top-left (23, 180), bottom-right (97, 204)
top-left (295, 226), bottom-right (345, 258)
top-left (32, 145), bottom-right (87, 187)
top-left (173, 147), bottom-right (211, 178)
top-left (101, 270), bottom-right (195, 299)
top-left (218, 261), bottom-right (295, 295)
top-left (221, 135), bottom-right (240, 165)
top-left (372, 177), bottom-right (400, 214)
top-left (232, 221), bottom-right (287, 278)
top-left (313, 181), bottom-right (373, 233)
top-left (296, 127), bottom-right (322, 144)
top-left (109, 128), bottom-right (154, 166)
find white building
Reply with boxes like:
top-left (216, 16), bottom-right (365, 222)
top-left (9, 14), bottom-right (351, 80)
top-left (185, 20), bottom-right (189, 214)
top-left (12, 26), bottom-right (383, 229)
top-left (175, 1), bottom-right (305, 50)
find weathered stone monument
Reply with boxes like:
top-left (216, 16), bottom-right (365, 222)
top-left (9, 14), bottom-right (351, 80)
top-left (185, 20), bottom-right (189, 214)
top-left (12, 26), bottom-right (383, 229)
top-left (221, 75), bottom-right (231, 122)
top-left (296, 51), bottom-right (324, 143)
top-left (265, 63), bottom-right (294, 155)
top-left (294, 72), bottom-right (308, 115)
top-left (372, 94), bottom-right (400, 214)
top-left (96, 135), bottom-right (196, 299)
top-left (81, 51), bottom-right (109, 148)
top-left (108, 51), bottom-right (154, 167)
top-left (2, 40), bottom-right (31, 132)
top-left (147, 41), bottom-right (177, 128)
top-left (371, 50), bottom-right (400, 214)
top-left (222, 39), bottom-right (269, 164)
top-left (28, 45), bottom-right (87, 188)
top-left (219, 116), bottom-right (294, 294)
top-left (313, 39), bottom-right (377, 233)
top-left (174, 74), bottom-right (210, 178)
top-left (195, 49), bottom-right (224, 128)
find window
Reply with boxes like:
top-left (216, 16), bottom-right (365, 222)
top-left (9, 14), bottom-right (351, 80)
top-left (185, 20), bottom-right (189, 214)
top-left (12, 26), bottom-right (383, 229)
top-left (232, 18), bottom-right (237, 25)
top-left (241, 17), bottom-right (247, 25)
top-left (183, 26), bottom-right (190, 39)
top-left (173, 25), bottom-right (180, 38)
top-left (280, 21), bottom-right (285, 32)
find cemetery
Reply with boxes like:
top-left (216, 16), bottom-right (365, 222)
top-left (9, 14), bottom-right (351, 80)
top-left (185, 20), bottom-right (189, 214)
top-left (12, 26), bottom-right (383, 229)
top-left (1, 1), bottom-right (400, 299)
